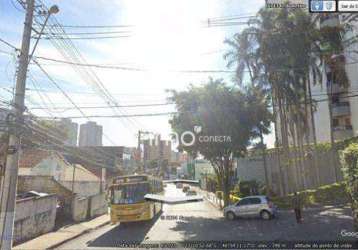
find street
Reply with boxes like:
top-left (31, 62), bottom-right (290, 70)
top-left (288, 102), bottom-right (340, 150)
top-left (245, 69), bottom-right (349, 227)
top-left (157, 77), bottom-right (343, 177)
top-left (56, 184), bottom-right (356, 249)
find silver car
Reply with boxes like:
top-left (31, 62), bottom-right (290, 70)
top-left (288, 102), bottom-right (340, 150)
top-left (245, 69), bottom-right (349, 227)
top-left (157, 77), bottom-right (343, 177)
top-left (223, 195), bottom-right (277, 220)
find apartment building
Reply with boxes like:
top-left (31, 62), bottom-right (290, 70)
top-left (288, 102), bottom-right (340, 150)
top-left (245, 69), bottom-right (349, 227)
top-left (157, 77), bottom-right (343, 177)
top-left (79, 121), bottom-right (103, 146)
top-left (276, 14), bottom-right (358, 145)
top-left (142, 136), bottom-right (171, 162)
top-left (311, 14), bottom-right (358, 143)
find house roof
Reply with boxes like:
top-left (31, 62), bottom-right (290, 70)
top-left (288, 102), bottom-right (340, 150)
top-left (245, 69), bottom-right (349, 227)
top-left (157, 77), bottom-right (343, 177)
top-left (18, 149), bottom-right (52, 168)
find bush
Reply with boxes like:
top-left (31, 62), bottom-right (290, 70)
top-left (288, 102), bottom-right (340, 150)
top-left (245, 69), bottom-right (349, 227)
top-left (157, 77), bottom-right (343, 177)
top-left (340, 143), bottom-right (358, 231)
top-left (237, 180), bottom-right (261, 197)
top-left (271, 182), bottom-right (350, 209)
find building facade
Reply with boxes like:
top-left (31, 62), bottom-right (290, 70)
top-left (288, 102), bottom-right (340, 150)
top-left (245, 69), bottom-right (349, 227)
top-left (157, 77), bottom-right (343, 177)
top-left (143, 137), bottom-right (171, 162)
top-left (79, 121), bottom-right (103, 146)
top-left (61, 118), bottom-right (78, 146)
top-left (276, 14), bottom-right (358, 145)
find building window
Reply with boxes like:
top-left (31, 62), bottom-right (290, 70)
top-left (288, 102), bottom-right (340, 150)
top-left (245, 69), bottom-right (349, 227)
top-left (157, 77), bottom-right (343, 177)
top-left (333, 118), bottom-right (339, 127)
top-left (345, 117), bottom-right (351, 126)
top-left (332, 94), bottom-right (339, 104)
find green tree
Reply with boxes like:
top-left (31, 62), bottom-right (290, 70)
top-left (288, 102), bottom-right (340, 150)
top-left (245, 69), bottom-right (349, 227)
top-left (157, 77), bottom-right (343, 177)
top-left (224, 6), bottom-right (354, 193)
top-left (168, 78), bottom-right (271, 206)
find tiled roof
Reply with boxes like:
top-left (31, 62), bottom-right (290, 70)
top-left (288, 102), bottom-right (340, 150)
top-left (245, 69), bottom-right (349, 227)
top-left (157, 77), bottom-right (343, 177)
top-left (18, 149), bottom-right (52, 168)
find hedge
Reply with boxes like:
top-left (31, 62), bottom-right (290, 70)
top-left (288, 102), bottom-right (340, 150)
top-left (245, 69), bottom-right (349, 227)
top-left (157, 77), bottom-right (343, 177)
top-left (340, 143), bottom-right (358, 231)
top-left (271, 182), bottom-right (349, 209)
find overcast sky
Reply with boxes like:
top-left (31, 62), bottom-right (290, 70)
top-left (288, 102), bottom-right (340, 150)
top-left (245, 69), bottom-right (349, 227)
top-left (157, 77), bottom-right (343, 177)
top-left (0, 0), bottom-right (274, 148)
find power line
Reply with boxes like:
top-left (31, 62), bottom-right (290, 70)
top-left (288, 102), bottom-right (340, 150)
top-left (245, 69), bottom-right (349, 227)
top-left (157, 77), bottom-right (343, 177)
top-left (34, 2), bottom-right (144, 133)
top-left (41, 35), bottom-right (132, 40)
top-left (37, 24), bottom-right (134, 29)
top-left (28, 102), bottom-right (175, 110)
top-left (34, 53), bottom-right (358, 73)
top-left (39, 92), bottom-right (358, 120)
top-left (32, 59), bottom-right (117, 146)
top-left (0, 38), bottom-right (18, 50)
top-left (43, 31), bottom-right (132, 36)
top-left (38, 112), bottom-right (177, 119)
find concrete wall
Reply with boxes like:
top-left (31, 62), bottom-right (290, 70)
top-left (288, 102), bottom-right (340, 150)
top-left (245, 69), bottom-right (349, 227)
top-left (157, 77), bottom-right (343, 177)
top-left (237, 148), bottom-right (343, 195)
top-left (59, 181), bottom-right (101, 197)
top-left (72, 196), bottom-right (88, 222)
top-left (72, 193), bottom-right (107, 222)
top-left (89, 193), bottom-right (107, 218)
top-left (14, 194), bottom-right (57, 244)
top-left (17, 176), bottom-right (75, 218)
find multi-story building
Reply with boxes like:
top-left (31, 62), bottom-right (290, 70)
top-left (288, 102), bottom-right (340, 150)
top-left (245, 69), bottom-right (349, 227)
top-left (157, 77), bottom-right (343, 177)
top-left (79, 121), bottom-right (103, 146)
top-left (311, 14), bottom-right (358, 142)
top-left (276, 14), bottom-right (358, 145)
top-left (142, 136), bottom-right (171, 163)
top-left (59, 118), bottom-right (78, 146)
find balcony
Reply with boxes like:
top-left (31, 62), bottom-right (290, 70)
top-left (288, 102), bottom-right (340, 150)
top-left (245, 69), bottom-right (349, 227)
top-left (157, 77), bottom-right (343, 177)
top-left (330, 83), bottom-right (348, 94)
top-left (333, 125), bottom-right (353, 141)
top-left (332, 102), bottom-right (350, 117)
top-left (320, 15), bottom-right (339, 27)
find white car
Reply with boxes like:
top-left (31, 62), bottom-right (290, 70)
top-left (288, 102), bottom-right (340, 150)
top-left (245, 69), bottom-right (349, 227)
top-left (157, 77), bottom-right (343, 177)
top-left (223, 195), bottom-right (277, 220)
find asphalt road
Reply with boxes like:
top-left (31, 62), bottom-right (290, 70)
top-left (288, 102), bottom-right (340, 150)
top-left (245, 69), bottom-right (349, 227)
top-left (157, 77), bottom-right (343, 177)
top-left (56, 184), bottom-right (357, 249)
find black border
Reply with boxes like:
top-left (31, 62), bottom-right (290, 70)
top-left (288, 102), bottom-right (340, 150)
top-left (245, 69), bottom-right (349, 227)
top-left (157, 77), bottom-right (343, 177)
top-left (309, 0), bottom-right (338, 13)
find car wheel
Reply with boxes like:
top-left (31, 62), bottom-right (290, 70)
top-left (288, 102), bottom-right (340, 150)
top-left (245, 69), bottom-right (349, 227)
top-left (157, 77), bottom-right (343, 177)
top-left (226, 211), bottom-right (235, 220)
top-left (260, 210), bottom-right (271, 220)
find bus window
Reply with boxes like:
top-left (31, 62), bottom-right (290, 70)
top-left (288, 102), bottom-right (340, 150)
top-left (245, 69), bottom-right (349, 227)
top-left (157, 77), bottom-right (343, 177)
top-left (111, 183), bottom-right (149, 204)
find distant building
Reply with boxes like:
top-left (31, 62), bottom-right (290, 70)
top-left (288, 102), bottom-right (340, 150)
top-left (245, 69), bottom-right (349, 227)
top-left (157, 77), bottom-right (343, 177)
top-left (122, 147), bottom-right (137, 174)
top-left (194, 159), bottom-right (215, 189)
top-left (143, 136), bottom-right (171, 162)
top-left (60, 118), bottom-right (78, 146)
top-left (79, 121), bottom-right (102, 146)
top-left (276, 14), bottom-right (358, 145)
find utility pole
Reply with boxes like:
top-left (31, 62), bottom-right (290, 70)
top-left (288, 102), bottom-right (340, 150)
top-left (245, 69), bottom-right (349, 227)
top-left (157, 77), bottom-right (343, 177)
top-left (0, 0), bottom-right (35, 248)
top-left (71, 164), bottom-right (76, 193)
top-left (136, 130), bottom-right (153, 174)
top-left (137, 130), bottom-right (142, 173)
top-left (259, 127), bottom-right (270, 195)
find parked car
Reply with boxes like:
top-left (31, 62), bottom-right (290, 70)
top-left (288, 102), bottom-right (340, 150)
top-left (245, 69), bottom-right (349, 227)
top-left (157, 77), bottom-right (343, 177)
top-left (223, 195), bottom-right (277, 220)
top-left (186, 190), bottom-right (197, 196)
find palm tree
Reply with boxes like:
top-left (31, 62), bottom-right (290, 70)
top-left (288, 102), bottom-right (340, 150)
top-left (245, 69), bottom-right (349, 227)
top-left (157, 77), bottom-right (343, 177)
top-left (223, 5), bottom-right (354, 193)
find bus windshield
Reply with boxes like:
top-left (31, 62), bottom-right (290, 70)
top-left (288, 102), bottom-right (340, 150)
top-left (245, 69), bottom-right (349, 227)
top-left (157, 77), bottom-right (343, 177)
top-left (111, 183), bottom-right (150, 204)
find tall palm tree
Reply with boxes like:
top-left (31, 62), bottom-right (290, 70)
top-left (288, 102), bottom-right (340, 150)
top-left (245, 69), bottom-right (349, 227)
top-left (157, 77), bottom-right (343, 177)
top-left (223, 5), bottom-right (354, 193)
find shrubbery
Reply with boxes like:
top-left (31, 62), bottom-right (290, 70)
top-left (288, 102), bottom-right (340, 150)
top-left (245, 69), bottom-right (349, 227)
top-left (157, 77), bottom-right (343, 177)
top-left (340, 143), bottom-right (358, 231)
top-left (271, 182), bottom-right (349, 209)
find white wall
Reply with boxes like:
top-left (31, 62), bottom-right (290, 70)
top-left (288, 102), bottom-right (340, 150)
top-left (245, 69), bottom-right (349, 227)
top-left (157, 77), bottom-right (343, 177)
top-left (14, 194), bottom-right (57, 244)
top-left (344, 19), bottom-right (358, 137)
top-left (311, 73), bottom-right (332, 143)
top-left (59, 181), bottom-right (101, 197)
top-left (194, 160), bottom-right (215, 181)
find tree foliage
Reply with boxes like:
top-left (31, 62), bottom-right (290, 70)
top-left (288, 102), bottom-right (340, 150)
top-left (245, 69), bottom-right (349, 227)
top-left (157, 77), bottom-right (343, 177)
top-left (340, 143), bottom-right (358, 230)
top-left (224, 6), bottom-right (354, 193)
top-left (168, 78), bottom-right (271, 205)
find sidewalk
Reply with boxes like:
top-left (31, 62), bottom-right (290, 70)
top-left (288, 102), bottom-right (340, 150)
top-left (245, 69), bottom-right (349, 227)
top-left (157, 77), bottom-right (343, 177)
top-left (194, 188), bottom-right (223, 210)
top-left (14, 214), bottom-right (110, 250)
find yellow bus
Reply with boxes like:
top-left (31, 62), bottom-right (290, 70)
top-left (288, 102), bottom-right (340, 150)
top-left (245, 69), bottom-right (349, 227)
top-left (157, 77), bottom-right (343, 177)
top-left (109, 175), bottom-right (163, 223)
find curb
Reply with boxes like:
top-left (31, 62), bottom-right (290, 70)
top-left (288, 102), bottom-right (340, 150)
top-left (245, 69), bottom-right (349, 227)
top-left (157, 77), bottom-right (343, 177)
top-left (47, 220), bottom-right (110, 249)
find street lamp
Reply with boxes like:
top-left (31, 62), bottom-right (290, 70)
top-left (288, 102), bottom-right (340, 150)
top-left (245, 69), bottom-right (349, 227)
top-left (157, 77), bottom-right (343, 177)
top-left (49, 5), bottom-right (59, 14)
top-left (29, 5), bottom-right (60, 59)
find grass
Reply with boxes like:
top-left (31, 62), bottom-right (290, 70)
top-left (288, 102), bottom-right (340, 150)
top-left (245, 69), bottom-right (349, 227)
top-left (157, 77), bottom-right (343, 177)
top-left (271, 182), bottom-right (350, 209)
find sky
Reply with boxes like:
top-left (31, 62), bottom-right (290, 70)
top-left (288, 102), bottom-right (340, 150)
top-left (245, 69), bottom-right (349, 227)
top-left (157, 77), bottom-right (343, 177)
top-left (0, 0), bottom-right (274, 148)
